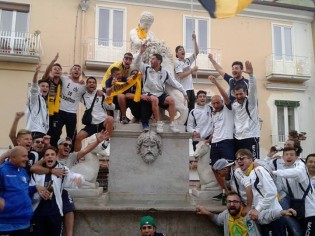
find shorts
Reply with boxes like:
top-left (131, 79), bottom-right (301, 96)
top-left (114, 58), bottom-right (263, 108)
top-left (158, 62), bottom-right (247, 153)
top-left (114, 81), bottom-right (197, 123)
top-left (210, 139), bottom-right (235, 165)
top-left (158, 93), bottom-right (169, 110)
top-left (62, 189), bottom-right (75, 214)
top-left (81, 121), bottom-right (105, 137)
top-left (234, 137), bottom-right (260, 159)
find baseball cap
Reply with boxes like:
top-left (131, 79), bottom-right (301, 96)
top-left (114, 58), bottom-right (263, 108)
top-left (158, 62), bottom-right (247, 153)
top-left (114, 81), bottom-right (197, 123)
top-left (140, 216), bottom-right (156, 229)
top-left (213, 159), bottom-right (234, 171)
top-left (57, 137), bottom-right (72, 146)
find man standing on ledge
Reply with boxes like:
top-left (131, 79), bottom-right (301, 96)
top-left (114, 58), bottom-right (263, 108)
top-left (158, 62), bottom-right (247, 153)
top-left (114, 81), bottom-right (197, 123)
top-left (174, 33), bottom-right (199, 114)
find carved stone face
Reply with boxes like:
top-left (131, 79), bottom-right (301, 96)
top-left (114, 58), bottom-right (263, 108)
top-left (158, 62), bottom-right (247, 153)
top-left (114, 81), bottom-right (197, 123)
top-left (137, 131), bottom-right (162, 164)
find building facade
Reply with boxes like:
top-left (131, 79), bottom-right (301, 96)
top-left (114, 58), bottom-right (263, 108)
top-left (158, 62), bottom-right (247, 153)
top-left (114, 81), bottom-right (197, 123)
top-left (0, 0), bottom-right (314, 157)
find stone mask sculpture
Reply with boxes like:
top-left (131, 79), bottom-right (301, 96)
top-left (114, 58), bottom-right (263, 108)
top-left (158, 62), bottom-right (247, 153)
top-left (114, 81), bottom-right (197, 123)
top-left (137, 131), bottom-right (162, 164)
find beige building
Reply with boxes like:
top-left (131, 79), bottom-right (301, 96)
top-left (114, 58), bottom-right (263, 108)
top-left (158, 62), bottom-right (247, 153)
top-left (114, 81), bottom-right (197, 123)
top-left (0, 0), bottom-right (314, 157)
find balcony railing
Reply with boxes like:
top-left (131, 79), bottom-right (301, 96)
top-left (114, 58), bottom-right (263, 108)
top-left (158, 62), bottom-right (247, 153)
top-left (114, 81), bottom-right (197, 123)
top-left (0, 31), bottom-right (42, 57)
top-left (265, 54), bottom-right (311, 82)
top-left (85, 38), bottom-right (221, 71)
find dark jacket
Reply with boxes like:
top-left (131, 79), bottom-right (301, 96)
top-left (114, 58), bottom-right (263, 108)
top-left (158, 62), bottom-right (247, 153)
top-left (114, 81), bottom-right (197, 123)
top-left (0, 162), bottom-right (36, 224)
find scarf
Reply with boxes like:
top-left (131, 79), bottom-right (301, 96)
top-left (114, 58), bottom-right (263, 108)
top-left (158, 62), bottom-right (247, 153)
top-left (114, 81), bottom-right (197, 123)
top-left (137, 25), bottom-right (147, 40)
top-left (105, 72), bottom-right (142, 105)
top-left (244, 162), bottom-right (254, 176)
top-left (47, 82), bottom-right (61, 116)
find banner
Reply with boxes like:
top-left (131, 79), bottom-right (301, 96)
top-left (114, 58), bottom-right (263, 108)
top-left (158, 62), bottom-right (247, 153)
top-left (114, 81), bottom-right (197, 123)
top-left (198, 0), bottom-right (253, 18)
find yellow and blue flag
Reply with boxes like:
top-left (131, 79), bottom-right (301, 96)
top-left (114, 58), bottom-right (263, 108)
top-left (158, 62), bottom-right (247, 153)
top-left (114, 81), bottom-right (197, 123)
top-left (198, 0), bottom-right (253, 19)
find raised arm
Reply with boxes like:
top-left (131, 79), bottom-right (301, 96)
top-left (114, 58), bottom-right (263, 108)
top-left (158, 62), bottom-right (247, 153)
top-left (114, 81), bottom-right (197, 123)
top-left (208, 53), bottom-right (225, 78)
top-left (42, 53), bottom-right (59, 80)
top-left (209, 76), bottom-right (231, 106)
top-left (243, 61), bottom-right (257, 107)
top-left (132, 43), bottom-right (147, 71)
top-left (192, 33), bottom-right (199, 56)
top-left (9, 112), bottom-right (24, 146)
top-left (77, 130), bottom-right (109, 160)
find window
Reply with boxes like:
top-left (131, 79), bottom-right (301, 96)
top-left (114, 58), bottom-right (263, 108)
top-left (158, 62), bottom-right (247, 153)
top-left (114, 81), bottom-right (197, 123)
top-left (0, 2), bottom-right (29, 50)
top-left (275, 100), bottom-right (299, 142)
top-left (97, 7), bottom-right (125, 47)
top-left (273, 25), bottom-right (293, 61)
top-left (184, 17), bottom-right (209, 54)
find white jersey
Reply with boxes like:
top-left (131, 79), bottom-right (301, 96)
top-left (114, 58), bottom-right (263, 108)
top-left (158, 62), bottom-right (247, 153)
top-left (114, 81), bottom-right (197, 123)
top-left (59, 76), bottom-right (86, 113)
top-left (273, 159), bottom-right (315, 218)
top-left (248, 166), bottom-right (282, 212)
top-left (186, 104), bottom-right (213, 141)
top-left (25, 82), bottom-right (49, 134)
top-left (139, 63), bottom-right (187, 97)
top-left (174, 54), bottom-right (196, 90)
top-left (81, 90), bottom-right (115, 124)
top-left (233, 75), bottom-right (260, 139)
top-left (212, 105), bottom-right (234, 143)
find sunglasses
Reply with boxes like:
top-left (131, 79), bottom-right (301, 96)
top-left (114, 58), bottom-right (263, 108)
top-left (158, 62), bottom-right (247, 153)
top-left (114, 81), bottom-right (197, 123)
top-left (141, 225), bottom-right (153, 230)
top-left (62, 143), bottom-right (72, 148)
top-left (34, 140), bottom-right (44, 144)
top-left (236, 156), bottom-right (249, 162)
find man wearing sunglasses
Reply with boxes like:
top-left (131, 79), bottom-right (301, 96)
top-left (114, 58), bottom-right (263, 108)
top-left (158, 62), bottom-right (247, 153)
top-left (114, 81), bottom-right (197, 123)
top-left (139, 216), bottom-right (165, 236)
top-left (101, 52), bottom-right (134, 91)
top-left (235, 149), bottom-right (286, 236)
top-left (30, 131), bottom-right (108, 236)
top-left (196, 192), bottom-right (296, 236)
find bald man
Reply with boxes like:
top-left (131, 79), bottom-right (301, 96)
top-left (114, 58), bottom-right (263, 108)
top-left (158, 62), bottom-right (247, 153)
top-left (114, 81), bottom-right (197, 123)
top-left (207, 76), bottom-right (236, 201)
top-left (0, 146), bottom-right (42, 235)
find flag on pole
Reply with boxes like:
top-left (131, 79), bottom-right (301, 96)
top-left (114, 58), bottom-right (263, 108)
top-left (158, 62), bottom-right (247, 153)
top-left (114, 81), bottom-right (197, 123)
top-left (198, 0), bottom-right (253, 19)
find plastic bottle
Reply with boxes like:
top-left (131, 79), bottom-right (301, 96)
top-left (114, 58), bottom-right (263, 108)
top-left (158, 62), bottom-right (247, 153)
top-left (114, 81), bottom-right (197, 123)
top-left (222, 189), bottom-right (227, 205)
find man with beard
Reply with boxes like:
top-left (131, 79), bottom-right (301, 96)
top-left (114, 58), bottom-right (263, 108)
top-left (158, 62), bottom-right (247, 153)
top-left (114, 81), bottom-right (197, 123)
top-left (208, 54), bottom-right (248, 103)
top-left (136, 131), bottom-right (162, 164)
top-left (26, 64), bottom-right (49, 136)
top-left (196, 192), bottom-right (296, 236)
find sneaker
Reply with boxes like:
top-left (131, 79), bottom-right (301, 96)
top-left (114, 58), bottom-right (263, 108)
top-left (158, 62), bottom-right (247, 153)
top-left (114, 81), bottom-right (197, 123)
top-left (101, 140), bottom-right (110, 150)
top-left (142, 123), bottom-right (149, 132)
top-left (170, 122), bottom-right (179, 133)
top-left (212, 193), bottom-right (223, 201)
top-left (121, 116), bottom-right (129, 124)
top-left (156, 121), bottom-right (164, 133)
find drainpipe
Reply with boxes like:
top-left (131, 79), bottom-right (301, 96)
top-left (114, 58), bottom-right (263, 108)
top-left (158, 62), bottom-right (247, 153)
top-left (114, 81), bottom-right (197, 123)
top-left (79, 0), bottom-right (89, 70)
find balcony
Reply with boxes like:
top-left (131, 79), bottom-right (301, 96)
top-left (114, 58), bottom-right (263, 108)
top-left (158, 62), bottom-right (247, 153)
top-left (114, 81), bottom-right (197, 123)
top-left (265, 54), bottom-right (311, 83)
top-left (0, 31), bottom-right (42, 64)
top-left (84, 38), bottom-right (221, 78)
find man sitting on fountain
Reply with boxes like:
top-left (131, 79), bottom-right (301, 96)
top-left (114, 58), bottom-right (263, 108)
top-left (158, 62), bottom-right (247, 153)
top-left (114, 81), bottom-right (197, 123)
top-left (135, 44), bottom-right (188, 133)
top-left (139, 216), bottom-right (165, 236)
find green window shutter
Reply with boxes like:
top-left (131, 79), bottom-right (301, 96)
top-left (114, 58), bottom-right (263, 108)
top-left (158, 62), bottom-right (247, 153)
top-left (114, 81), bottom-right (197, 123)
top-left (275, 100), bottom-right (300, 107)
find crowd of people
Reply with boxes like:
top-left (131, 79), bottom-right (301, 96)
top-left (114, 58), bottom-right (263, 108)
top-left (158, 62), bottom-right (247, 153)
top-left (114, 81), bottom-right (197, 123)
top-left (0, 17), bottom-right (314, 236)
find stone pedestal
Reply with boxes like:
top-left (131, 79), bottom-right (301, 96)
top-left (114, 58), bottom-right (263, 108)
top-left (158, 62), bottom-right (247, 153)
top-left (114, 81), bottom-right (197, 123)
top-left (109, 124), bottom-right (190, 195)
top-left (192, 188), bottom-right (222, 200)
